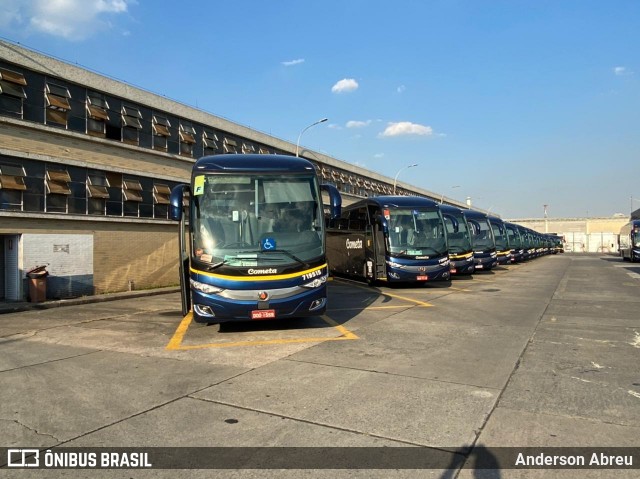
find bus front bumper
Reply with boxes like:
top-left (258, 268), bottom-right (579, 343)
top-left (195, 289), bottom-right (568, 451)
top-left (473, 253), bottom-right (498, 271)
top-left (386, 261), bottom-right (451, 282)
top-left (191, 286), bottom-right (327, 322)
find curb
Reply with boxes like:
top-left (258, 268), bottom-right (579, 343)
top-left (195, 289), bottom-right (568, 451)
top-left (0, 287), bottom-right (180, 315)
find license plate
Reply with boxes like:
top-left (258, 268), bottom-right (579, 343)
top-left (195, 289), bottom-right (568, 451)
top-left (417, 275), bottom-right (428, 281)
top-left (450, 268), bottom-right (457, 274)
top-left (251, 309), bottom-right (276, 320)
top-left (476, 264), bottom-right (483, 269)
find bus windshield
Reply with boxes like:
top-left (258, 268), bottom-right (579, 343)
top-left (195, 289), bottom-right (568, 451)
top-left (443, 213), bottom-right (472, 254)
top-left (468, 217), bottom-right (495, 250)
top-left (491, 221), bottom-right (508, 250)
top-left (387, 208), bottom-right (447, 256)
top-left (191, 174), bottom-right (324, 267)
top-left (506, 227), bottom-right (522, 248)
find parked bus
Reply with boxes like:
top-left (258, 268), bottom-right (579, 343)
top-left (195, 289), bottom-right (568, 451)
top-left (170, 154), bottom-right (340, 323)
top-left (488, 215), bottom-right (511, 265)
top-left (326, 196), bottom-right (450, 284)
top-left (619, 219), bottom-right (640, 262)
top-left (547, 233), bottom-right (564, 254)
top-left (463, 210), bottom-right (498, 271)
top-left (504, 222), bottom-right (524, 263)
top-left (440, 204), bottom-right (475, 275)
top-left (517, 225), bottom-right (535, 261)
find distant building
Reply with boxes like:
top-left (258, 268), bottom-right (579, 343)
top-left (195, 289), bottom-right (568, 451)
top-left (509, 216), bottom-right (629, 253)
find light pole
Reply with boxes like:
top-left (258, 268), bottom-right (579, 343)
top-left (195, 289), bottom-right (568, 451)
top-left (393, 163), bottom-right (418, 195)
top-left (295, 118), bottom-right (328, 157)
top-left (544, 204), bottom-right (549, 233)
top-left (440, 185), bottom-right (460, 204)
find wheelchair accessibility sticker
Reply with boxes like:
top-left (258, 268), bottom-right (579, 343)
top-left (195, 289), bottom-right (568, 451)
top-left (261, 237), bottom-right (276, 251)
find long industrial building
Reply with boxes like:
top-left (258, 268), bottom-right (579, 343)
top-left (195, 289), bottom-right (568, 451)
top-left (0, 39), bottom-right (468, 303)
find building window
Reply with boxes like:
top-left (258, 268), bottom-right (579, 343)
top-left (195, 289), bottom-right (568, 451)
top-left (223, 137), bottom-right (238, 153)
top-left (122, 105), bottom-right (142, 145)
top-left (153, 183), bottom-right (171, 218)
top-left (45, 168), bottom-right (72, 213)
top-left (87, 171), bottom-right (109, 215)
top-left (0, 163), bottom-right (26, 210)
top-left (179, 123), bottom-right (196, 157)
top-left (258, 146), bottom-right (272, 154)
top-left (242, 142), bottom-right (255, 154)
top-left (203, 130), bottom-right (219, 156)
top-left (87, 93), bottom-right (109, 137)
top-left (45, 82), bottom-right (71, 127)
top-left (123, 178), bottom-right (143, 216)
top-left (152, 115), bottom-right (171, 152)
top-left (0, 68), bottom-right (27, 118)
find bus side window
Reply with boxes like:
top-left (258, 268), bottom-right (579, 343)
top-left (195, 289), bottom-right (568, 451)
top-left (348, 219), bottom-right (365, 231)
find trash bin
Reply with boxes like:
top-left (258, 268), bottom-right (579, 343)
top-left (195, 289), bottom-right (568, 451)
top-left (26, 265), bottom-right (49, 303)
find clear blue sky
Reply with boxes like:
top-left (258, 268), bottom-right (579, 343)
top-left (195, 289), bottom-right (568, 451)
top-left (1, 0), bottom-right (639, 218)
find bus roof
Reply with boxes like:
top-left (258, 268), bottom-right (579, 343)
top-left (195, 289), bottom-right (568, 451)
top-left (462, 209), bottom-right (489, 219)
top-left (439, 204), bottom-right (467, 215)
top-left (193, 154), bottom-right (316, 174)
top-left (347, 195), bottom-right (441, 209)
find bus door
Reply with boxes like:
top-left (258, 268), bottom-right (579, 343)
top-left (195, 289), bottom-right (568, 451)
top-left (170, 184), bottom-right (191, 316)
top-left (371, 209), bottom-right (388, 281)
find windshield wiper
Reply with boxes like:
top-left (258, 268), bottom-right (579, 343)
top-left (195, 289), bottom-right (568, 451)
top-left (205, 259), bottom-right (227, 271)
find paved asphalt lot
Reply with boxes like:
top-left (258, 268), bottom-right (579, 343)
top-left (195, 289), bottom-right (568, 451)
top-left (0, 254), bottom-right (639, 478)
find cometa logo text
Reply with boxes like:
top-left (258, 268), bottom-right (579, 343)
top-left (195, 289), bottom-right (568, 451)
top-left (248, 268), bottom-right (278, 275)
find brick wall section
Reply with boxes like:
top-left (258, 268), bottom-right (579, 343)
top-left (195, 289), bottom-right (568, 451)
top-left (0, 217), bottom-right (180, 294)
top-left (93, 225), bottom-right (179, 293)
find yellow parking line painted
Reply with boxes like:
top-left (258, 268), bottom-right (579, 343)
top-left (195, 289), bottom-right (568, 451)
top-left (328, 305), bottom-right (412, 311)
top-left (320, 315), bottom-right (359, 340)
top-left (166, 311), bottom-right (194, 350)
top-left (382, 292), bottom-right (433, 307)
top-left (332, 277), bottom-right (433, 307)
top-left (165, 312), bottom-right (358, 350)
top-left (449, 286), bottom-right (471, 292)
top-left (171, 335), bottom-right (357, 351)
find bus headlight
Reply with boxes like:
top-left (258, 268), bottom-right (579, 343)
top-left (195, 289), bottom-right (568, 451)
top-left (387, 261), bottom-right (405, 268)
top-left (302, 275), bottom-right (327, 289)
top-left (190, 279), bottom-right (224, 295)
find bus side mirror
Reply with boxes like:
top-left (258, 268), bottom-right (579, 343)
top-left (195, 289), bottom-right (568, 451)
top-left (374, 214), bottom-right (388, 234)
top-left (321, 184), bottom-right (341, 220)
top-left (170, 184), bottom-right (190, 221)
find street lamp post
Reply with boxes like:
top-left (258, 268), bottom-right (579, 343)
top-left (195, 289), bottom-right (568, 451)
top-left (440, 185), bottom-right (460, 204)
top-left (393, 163), bottom-right (418, 195)
top-left (295, 118), bottom-right (328, 157)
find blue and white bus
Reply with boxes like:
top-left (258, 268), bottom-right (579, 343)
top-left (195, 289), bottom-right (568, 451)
top-left (440, 204), bottom-right (475, 275)
top-left (463, 209), bottom-right (498, 271)
top-left (326, 196), bottom-right (450, 284)
top-left (488, 215), bottom-right (511, 265)
top-left (170, 154), bottom-right (340, 323)
top-left (504, 222), bottom-right (524, 263)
